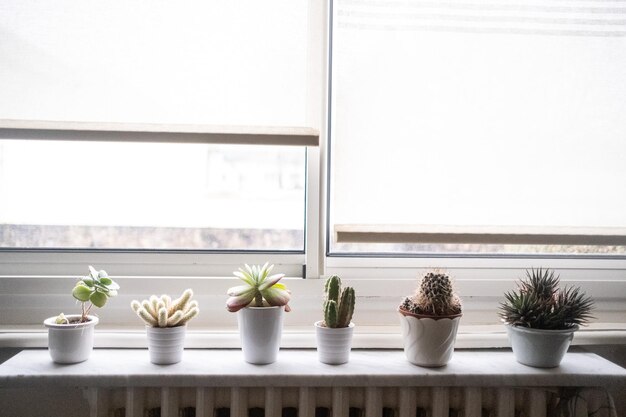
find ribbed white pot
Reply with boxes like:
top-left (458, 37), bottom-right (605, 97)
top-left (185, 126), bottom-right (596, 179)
top-left (315, 321), bottom-right (355, 365)
top-left (238, 306), bottom-right (284, 364)
top-left (146, 325), bottom-right (187, 365)
top-left (398, 310), bottom-right (461, 367)
top-left (44, 314), bottom-right (99, 364)
top-left (506, 324), bottom-right (578, 368)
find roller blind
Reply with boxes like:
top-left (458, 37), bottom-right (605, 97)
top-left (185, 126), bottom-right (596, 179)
top-left (329, 0), bottom-right (626, 254)
top-left (0, 0), bottom-right (317, 146)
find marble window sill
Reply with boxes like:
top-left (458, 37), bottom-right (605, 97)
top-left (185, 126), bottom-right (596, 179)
top-left (0, 349), bottom-right (624, 389)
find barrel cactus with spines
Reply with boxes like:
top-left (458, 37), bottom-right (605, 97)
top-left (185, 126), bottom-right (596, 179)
top-left (322, 276), bottom-right (355, 328)
top-left (400, 271), bottom-right (462, 317)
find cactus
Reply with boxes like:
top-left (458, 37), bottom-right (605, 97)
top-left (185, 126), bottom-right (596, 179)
top-left (131, 289), bottom-right (199, 328)
top-left (322, 276), bottom-right (355, 328)
top-left (499, 268), bottom-right (594, 330)
top-left (400, 271), bottom-right (462, 317)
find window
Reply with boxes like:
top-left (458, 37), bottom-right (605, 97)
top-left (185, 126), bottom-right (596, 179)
top-left (328, 0), bottom-right (626, 257)
top-left (0, 140), bottom-right (306, 251)
top-left (0, 0), bottom-right (313, 254)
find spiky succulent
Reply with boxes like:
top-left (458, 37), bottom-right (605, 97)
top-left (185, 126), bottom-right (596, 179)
top-left (499, 268), bottom-right (594, 330)
top-left (322, 275), bottom-right (355, 328)
top-left (131, 289), bottom-right (199, 328)
top-left (56, 265), bottom-right (120, 324)
top-left (226, 263), bottom-right (291, 313)
top-left (399, 271), bottom-right (462, 317)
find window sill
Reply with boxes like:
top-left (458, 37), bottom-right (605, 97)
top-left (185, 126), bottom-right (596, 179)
top-left (1, 349), bottom-right (624, 389)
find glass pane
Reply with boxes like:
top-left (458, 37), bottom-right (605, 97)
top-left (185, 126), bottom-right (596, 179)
top-left (0, 0), bottom-right (308, 127)
top-left (0, 141), bottom-right (305, 251)
top-left (329, 0), bottom-right (626, 256)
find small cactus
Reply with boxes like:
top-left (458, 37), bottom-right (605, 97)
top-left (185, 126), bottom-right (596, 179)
top-left (400, 271), bottom-right (462, 317)
top-left (322, 276), bottom-right (355, 328)
top-left (131, 289), bottom-right (199, 328)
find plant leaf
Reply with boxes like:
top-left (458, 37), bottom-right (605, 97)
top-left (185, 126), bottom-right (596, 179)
top-left (258, 273), bottom-right (285, 290)
top-left (233, 271), bottom-right (255, 286)
top-left (227, 285), bottom-right (255, 297)
top-left (90, 291), bottom-right (108, 308)
top-left (261, 285), bottom-right (290, 307)
top-left (88, 265), bottom-right (99, 280)
top-left (72, 284), bottom-right (92, 302)
top-left (226, 292), bottom-right (256, 312)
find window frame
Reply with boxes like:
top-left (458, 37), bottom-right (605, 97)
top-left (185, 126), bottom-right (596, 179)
top-left (1, 0), bottom-right (625, 276)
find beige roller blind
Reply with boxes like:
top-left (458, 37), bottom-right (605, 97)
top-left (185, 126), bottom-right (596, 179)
top-left (330, 0), bottom-right (626, 249)
top-left (0, 0), bottom-right (318, 146)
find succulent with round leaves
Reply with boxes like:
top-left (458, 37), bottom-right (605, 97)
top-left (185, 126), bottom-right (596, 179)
top-left (399, 271), bottom-right (462, 317)
top-left (226, 263), bottom-right (291, 313)
top-left (499, 268), bottom-right (594, 330)
top-left (55, 266), bottom-right (120, 324)
top-left (131, 289), bottom-right (199, 328)
top-left (322, 275), bottom-right (355, 328)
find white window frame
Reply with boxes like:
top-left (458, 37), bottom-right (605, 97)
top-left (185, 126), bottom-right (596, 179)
top-left (0, 0), bottom-right (625, 348)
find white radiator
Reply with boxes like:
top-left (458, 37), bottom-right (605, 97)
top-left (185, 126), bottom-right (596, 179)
top-left (84, 386), bottom-right (617, 417)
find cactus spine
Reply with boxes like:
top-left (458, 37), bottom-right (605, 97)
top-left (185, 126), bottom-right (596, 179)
top-left (400, 271), bottom-right (462, 317)
top-left (323, 276), bottom-right (355, 328)
top-left (131, 289), bottom-right (199, 328)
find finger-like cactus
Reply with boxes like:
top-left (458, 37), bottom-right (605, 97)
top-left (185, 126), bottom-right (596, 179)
top-left (400, 271), bottom-right (462, 317)
top-left (322, 276), bottom-right (355, 328)
top-left (131, 289), bottom-right (199, 328)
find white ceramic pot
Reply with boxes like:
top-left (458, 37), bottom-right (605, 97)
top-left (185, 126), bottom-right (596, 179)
top-left (398, 310), bottom-right (461, 367)
top-left (506, 324), bottom-right (578, 368)
top-left (315, 321), bottom-right (355, 365)
top-left (146, 325), bottom-right (187, 365)
top-left (238, 306), bottom-right (284, 364)
top-left (44, 314), bottom-right (99, 364)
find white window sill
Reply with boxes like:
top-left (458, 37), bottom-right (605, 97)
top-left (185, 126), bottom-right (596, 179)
top-left (1, 349), bottom-right (625, 389)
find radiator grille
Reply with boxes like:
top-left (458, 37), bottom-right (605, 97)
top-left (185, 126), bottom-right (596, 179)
top-left (84, 386), bottom-right (615, 417)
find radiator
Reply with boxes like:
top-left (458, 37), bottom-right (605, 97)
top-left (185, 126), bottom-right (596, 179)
top-left (84, 386), bottom-right (617, 417)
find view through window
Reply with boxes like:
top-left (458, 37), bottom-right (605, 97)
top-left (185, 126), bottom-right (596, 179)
top-left (0, 140), bottom-right (306, 251)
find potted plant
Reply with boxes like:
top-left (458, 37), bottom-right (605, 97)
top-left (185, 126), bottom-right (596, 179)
top-left (315, 275), bottom-right (355, 364)
top-left (131, 289), bottom-right (199, 364)
top-left (499, 268), bottom-right (594, 368)
top-left (226, 262), bottom-right (291, 364)
top-left (43, 266), bottom-right (120, 364)
top-left (398, 271), bottom-right (462, 367)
